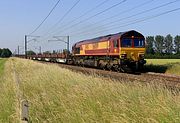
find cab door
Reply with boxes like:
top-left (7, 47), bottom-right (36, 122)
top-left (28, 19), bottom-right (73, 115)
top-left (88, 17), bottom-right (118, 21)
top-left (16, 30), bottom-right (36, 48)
top-left (109, 38), bottom-right (120, 55)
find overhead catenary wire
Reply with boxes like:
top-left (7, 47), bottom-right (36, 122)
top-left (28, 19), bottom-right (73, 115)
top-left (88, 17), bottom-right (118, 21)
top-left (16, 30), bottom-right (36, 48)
top-left (101, 7), bottom-right (180, 33)
top-left (63, 0), bottom-right (155, 35)
top-left (39, 0), bottom-right (126, 45)
top-left (74, 7), bottom-right (180, 38)
top-left (36, 0), bottom-right (180, 52)
top-left (41, 0), bottom-right (81, 38)
top-left (48, 0), bottom-right (110, 34)
top-left (38, 0), bottom-right (81, 51)
top-left (84, 0), bottom-right (155, 29)
top-left (69, 0), bottom-right (180, 36)
top-left (29, 0), bottom-right (61, 35)
top-left (38, 0), bottom-right (158, 50)
top-left (55, 0), bottom-right (81, 24)
top-left (43, 0), bottom-right (127, 40)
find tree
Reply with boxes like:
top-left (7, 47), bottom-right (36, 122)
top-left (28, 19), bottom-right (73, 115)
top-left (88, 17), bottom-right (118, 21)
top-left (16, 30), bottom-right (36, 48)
top-left (154, 35), bottom-right (164, 54)
top-left (146, 36), bottom-right (155, 54)
top-left (63, 49), bottom-right (70, 54)
top-left (26, 50), bottom-right (36, 55)
top-left (52, 50), bottom-right (57, 54)
top-left (174, 35), bottom-right (180, 54)
top-left (164, 34), bottom-right (173, 54)
top-left (43, 51), bottom-right (51, 54)
top-left (0, 48), bottom-right (12, 57)
top-left (0, 49), bottom-right (2, 56)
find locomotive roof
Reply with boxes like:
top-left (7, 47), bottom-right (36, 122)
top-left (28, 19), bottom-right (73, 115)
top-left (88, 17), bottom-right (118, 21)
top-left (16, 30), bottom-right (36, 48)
top-left (74, 30), bottom-right (144, 46)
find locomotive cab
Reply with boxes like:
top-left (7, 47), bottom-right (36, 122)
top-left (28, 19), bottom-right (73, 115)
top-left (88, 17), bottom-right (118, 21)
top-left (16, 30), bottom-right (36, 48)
top-left (119, 30), bottom-right (146, 71)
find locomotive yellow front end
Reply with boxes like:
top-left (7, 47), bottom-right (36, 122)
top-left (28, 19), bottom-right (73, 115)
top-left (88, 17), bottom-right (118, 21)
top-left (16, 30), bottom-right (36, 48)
top-left (119, 32), bottom-right (146, 71)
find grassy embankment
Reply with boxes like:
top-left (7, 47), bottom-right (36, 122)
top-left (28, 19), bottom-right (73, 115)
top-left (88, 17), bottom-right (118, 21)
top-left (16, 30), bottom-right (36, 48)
top-left (145, 59), bottom-right (180, 75)
top-left (0, 58), bottom-right (6, 76)
top-left (0, 58), bottom-right (18, 123)
top-left (5, 58), bottom-right (179, 123)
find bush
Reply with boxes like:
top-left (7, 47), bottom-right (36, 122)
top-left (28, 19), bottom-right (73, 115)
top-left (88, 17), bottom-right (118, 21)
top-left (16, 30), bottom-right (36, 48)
top-left (0, 48), bottom-right (12, 58)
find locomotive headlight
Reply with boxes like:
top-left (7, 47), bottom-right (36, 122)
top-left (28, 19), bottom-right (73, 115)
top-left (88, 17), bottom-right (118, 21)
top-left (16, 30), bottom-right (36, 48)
top-left (139, 54), bottom-right (145, 59)
top-left (121, 54), bottom-right (127, 59)
top-left (131, 52), bottom-right (134, 56)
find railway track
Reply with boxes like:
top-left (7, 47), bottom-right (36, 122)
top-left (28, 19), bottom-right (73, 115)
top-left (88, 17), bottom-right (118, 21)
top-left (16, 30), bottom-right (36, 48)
top-left (39, 61), bottom-right (180, 89)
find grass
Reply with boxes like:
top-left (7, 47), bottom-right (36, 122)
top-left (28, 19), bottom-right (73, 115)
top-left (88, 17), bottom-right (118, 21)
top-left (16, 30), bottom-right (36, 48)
top-left (0, 58), bottom-right (18, 123)
top-left (0, 58), bottom-right (7, 77)
top-left (145, 59), bottom-right (180, 75)
top-left (4, 58), bottom-right (179, 123)
top-left (146, 59), bottom-right (180, 65)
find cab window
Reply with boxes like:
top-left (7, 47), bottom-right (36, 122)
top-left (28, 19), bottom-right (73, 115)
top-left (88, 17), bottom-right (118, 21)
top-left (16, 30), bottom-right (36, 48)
top-left (113, 40), bottom-right (119, 48)
top-left (121, 38), bottom-right (132, 47)
top-left (75, 47), bottom-right (80, 54)
top-left (134, 39), bottom-right (145, 47)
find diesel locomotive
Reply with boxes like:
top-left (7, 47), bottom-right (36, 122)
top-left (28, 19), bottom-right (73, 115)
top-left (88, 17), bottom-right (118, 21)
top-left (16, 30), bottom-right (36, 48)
top-left (71, 30), bottom-right (146, 72)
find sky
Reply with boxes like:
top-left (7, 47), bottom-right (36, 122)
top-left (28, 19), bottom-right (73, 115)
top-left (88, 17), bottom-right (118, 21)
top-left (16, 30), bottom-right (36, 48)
top-left (0, 0), bottom-right (180, 54)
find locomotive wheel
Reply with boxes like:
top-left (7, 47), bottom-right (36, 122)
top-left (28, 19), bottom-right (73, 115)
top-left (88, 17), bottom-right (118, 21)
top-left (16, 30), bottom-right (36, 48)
top-left (106, 64), bottom-right (112, 71)
top-left (113, 65), bottom-right (121, 72)
top-left (120, 65), bottom-right (132, 73)
top-left (98, 63), bottom-right (106, 70)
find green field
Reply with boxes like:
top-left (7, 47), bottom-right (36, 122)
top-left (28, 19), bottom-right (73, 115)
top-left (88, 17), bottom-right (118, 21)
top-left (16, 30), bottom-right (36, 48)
top-left (0, 58), bottom-right (179, 122)
top-left (145, 59), bottom-right (180, 75)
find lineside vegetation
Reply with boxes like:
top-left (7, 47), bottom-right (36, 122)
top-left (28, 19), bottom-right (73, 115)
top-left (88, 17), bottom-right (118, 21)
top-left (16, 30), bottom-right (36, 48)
top-left (0, 58), bottom-right (18, 122)
top-left (0, 58), bottom-right (6, 76)
top-left (145, 59), bottom-right (180, 75)
top-left (6, 58), bottom-right (179, 122)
